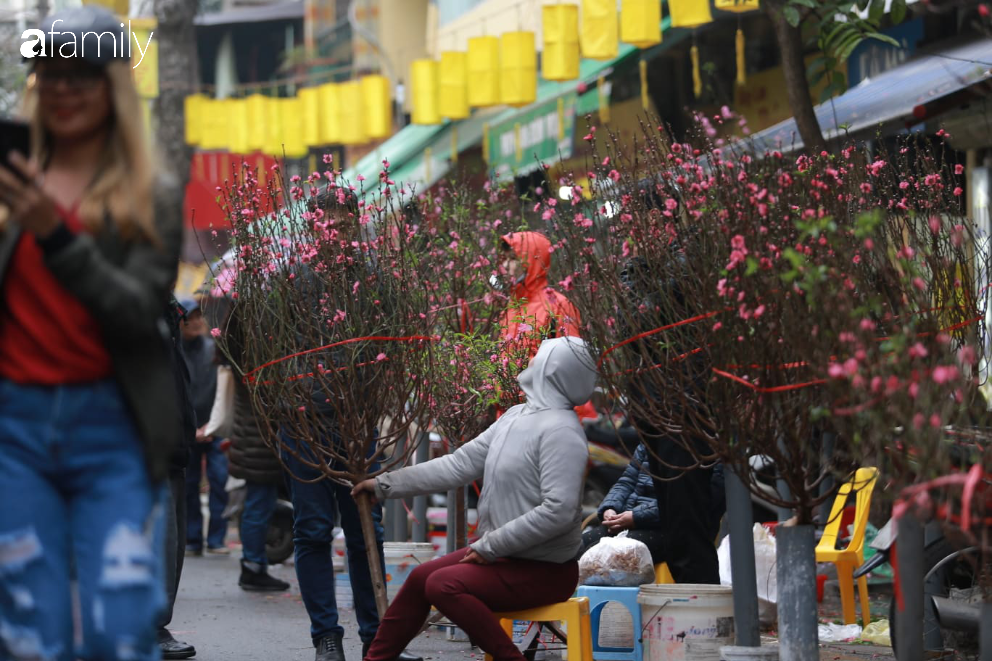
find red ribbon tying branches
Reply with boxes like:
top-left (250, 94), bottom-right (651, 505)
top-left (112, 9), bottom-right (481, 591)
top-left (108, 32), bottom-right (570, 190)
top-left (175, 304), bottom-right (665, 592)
top-left (243, 335), bottom-right (435, 384)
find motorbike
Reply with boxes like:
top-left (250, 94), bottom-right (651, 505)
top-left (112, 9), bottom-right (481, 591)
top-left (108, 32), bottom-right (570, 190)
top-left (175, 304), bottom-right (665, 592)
top-left (853, 515), bottom-right (982, 655)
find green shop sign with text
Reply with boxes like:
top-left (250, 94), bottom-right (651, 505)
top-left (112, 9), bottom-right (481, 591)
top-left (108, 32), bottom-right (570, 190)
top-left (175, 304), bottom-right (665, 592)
top-left (487, 91), bottom-right (577, 181)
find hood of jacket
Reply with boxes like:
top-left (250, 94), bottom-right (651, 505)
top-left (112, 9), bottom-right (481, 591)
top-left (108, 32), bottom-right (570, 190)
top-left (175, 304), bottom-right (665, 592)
top-left (518, 336), bottom-right (596, 411)
top-left (503, 231), bottom-right (551, 300)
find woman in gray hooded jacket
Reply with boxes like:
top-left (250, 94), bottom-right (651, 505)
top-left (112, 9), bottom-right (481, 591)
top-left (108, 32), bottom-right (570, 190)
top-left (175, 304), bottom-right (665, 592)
top-left (352, 336), bottom-right (597, 661)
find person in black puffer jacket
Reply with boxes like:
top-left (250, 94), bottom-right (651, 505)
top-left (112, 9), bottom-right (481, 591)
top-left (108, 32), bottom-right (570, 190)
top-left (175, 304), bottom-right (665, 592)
top-left (618, 185), bottom-right (722, 585)
top-left (224, 307), bottom-right (291, 593)
top-left (579, 444), bottom-right (726, 565)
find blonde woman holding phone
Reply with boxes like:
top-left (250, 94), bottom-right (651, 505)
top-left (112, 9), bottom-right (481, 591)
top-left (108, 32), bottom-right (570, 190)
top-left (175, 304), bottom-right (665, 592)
top-left (0, 6), bottom-right (182, 659)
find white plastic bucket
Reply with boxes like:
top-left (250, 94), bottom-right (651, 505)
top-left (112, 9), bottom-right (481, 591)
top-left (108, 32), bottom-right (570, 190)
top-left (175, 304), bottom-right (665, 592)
top-left (719, 645), bottom-right (779, 661)
top-left (383, 542), bottom-right (435, 603)
top-left (684, 638), bottom-right (725, 661)
top-left (638, 584), bottom-right (735, 661)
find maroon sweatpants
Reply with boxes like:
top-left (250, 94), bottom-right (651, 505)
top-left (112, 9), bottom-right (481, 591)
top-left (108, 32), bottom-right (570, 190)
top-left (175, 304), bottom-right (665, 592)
top-left (364, 547), bottom-right (579, 661)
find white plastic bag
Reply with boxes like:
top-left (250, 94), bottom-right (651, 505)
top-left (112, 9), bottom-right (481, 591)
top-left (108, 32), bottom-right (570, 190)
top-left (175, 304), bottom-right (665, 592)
top-left (818, 622), bottom-right (861, 642)
top-left (718, 523), bottom-right (779, 625)
top-left (579, 534), bottom-right (655, 586)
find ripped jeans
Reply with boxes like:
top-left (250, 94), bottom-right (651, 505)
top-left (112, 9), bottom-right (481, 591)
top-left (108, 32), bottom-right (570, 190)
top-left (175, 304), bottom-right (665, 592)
top-left (0, 378), bottom-right (165, 661)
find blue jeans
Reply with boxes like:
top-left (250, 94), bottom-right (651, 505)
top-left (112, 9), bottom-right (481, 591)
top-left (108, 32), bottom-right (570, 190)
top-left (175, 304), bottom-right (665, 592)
top-left (240, 481), bottom-right (278, 567)
top-left (185, 438), bottom-right (229, 550)
top-left (0, 378), bottom-right (165, 661)
top-left (281, 431), bottom-right (385, 646)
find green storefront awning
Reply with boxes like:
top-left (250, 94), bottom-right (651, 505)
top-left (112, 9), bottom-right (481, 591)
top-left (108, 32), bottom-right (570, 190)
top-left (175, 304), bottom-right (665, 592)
top-left (341, 123), bottom-right (446, 186)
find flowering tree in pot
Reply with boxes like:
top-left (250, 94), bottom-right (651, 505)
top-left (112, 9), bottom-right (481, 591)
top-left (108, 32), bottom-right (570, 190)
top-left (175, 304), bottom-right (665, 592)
top-left (549, 120), bottom-right (988, 659)
top-left (213, 158), bottom-right (437, 617)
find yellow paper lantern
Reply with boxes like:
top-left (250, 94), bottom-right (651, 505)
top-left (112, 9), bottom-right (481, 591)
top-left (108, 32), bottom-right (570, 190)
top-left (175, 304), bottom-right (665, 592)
top-left (264, 96), bottom-right (283, 156)
top-left (281, 97), bottom-right (306, 158)
top-left (670, 0), bottom-right (713, 28)
top-left (581, 0), bottom-right (618, 60)
top-left (500, 31), bottom-right (536, 108)
top-left (715, 0), bottom-right (759, 12)
top-left (338, 80), bottom-right (367, 144)
top-left (736, 29), bottom-right (747, 85)
top-left (299, 87), bottom-right (321, 147)
top-left (317, 83), bottom-right (340, 145)
top-left (184, 94), bottom-right (206, 145)
top-left (542, 4), bottom-right (579, 81)
top-left (410, 59), bottom-right (440, 125)
top-left (439, 51), bottom-right (469, 120)
top-left (228, 98), bottom-right (250, 155)
top-left (621, 0), bottom-right (661, 48)
top-left (200, 98), bottom-right (230, 152)
top-left (361, 74), bottom-right (392, 139)
top-left (245, 94), bottom-right (267, 152)
top-left (467, 36), bottom-right (500, 108)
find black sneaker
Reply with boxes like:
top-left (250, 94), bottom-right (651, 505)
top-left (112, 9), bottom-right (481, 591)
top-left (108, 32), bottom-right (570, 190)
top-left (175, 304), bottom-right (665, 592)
top-left (315, 634), bottom-right (345, 661)
top-left (238, 559), bottom-right (289, 592)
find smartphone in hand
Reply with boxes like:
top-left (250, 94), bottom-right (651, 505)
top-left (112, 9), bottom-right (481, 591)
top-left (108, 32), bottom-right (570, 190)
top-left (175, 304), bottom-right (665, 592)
top-left (0, 117), bottom-right (31, 180)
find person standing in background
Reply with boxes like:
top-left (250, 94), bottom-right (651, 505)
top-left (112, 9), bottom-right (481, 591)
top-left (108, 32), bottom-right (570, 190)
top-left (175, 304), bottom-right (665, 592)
top-left (181, 295), bottom-right (229, 557)
top-left (159, 296), bottom-right (198, 659)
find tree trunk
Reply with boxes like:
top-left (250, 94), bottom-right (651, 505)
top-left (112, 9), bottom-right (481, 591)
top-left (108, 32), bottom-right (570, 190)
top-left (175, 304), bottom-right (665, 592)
top-left (763, 0), bottom-right (828, 153)
top-left (357, 491), bottom-right (390, 618)
top-left (455, 485), bottom-right (467, 549)
top-left (153, 0), bottom-right (198, 233)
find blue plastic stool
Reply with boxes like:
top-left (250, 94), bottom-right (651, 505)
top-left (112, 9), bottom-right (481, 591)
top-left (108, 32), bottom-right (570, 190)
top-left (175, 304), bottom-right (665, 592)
top-left (576, 586), bottom-right (642, 661)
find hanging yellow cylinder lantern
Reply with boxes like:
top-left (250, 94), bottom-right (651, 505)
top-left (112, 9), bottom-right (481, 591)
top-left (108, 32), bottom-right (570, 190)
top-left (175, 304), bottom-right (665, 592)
top-left (264, 96), bottom-right (283, 156)
top-left (280, 96), bottom-right (306, 158)
top-left (439, 51), bottom-right (469, 120)
top-left (299, 87), bottom-right (321, 147)
top-left (338, 80), bottom-right (367, 145)
top-left (361, 75), bottom-right (392, 139)
top-left (200, 98), bottom-right (230, 152)
top-left (691, 44), bottom-right (702, 98)
top-left (500, 31), bottom-right (536, 108)
top-left (245, 94), bottom-right (267, 152)
top-left (542, 4), bottom-right (579, 81)
top-left (736, 28), bottom-right (746, 85)
top-left (715, 0), bottom-right (759, 12)
top-left (467, 36), bottom-right (500, 107)
top-left (318, 83), bottom-right (340, 145)
top-left (184, 94), bottom-right (206, 146)
top-left (670, 0), bottom-right (713, 28)
top-left (410, 59), bottom-right (440, 125)
top-left (581, 0), bottom-right (618, 60)
top-left (620, 0), bottom-right (661, 48)
top-left (228, 98), bottom-right (250, 155)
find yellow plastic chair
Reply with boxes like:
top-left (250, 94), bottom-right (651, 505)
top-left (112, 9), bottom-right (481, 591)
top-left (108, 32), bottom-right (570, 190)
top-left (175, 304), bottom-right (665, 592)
top-left (815, 466), bottom-right (878, 626)
top-left (486, 597), bottom-right (593, 661)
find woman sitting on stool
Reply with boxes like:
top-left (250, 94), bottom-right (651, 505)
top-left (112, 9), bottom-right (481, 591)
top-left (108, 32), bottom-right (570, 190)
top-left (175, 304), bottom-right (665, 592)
top-left (352, 337), bottom-right (596, 661)
top-left (580, 444), bottom-right (725, 565)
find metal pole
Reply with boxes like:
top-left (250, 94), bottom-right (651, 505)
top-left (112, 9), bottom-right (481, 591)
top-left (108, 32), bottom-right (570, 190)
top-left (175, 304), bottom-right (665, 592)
top-left (896, 514), bottom-right (925, 661)
top-left (412, 431), bottom-right (429, 543)
top-left (776, 435), bottom-right (793, 521)
top-left (979, 602), bottom-right (992, 661)
top-left (389, 434), bottom-right (407, 542)
top-left (445, 489), bottom-right (457, 554)
top-left (923, 521), bottom-right (945, 651)
top-left (818, 432), bottom-right (835, 524)
top-left (776, 525), bottom-right (819, 661)
top-left (726, 466), bottom-right (761, 647)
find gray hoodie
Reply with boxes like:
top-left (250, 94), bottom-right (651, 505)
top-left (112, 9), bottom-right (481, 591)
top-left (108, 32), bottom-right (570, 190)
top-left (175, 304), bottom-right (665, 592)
top-left (375, 336), bottom-right (597, 563)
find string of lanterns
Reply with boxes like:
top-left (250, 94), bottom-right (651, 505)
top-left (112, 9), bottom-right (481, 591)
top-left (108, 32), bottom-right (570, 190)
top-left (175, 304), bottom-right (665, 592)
top-left (184, 0), bottom-right (760, 154)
